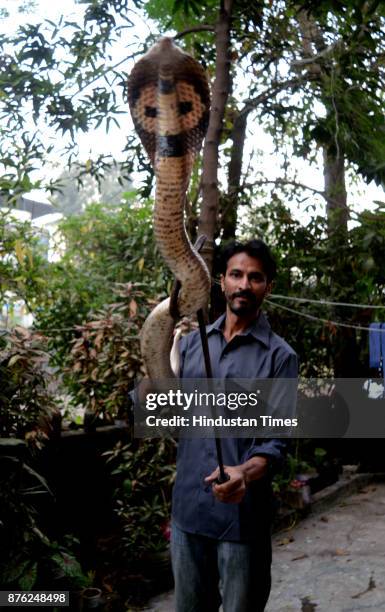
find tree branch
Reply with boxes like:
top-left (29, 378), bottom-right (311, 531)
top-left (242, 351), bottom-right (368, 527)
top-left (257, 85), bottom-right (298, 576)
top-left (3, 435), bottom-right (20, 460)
top-left (239, 74), bottom-right (319, 119)
top-left (174, 25), bottom-right (215, 40)
top-left (244, 178), bottom-right (325, 198)
top-left (244, 176), bottom-right (350, 211)
top-left (290, 40), bottom-right (343, 68)
top-left (71, 53), bottom-right (140, 101)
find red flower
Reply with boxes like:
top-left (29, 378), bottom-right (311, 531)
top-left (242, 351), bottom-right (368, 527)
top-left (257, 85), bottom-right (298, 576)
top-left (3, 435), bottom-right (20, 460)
top-left (161, 521), bottom-right (171, 541)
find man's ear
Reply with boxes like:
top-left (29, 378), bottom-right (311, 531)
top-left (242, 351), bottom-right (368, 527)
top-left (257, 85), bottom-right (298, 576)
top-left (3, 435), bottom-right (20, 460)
top-left (220, 274), bottom-right (225, 292)
top-left (265, 280), bottom-right (273, 297)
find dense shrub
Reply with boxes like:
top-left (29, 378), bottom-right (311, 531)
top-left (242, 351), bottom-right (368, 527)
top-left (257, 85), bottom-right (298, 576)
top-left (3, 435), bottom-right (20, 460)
top-left (0, 327), bottom-right (57, 447)
top-left (105, 438), bottom-right (176, 561)
top-left (64, 284), bottom-right (147, 420)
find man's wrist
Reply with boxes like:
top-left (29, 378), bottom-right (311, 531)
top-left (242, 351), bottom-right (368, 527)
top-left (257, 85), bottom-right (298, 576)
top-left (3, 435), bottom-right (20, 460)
top-left (240, 455), bottom-right (269, 485)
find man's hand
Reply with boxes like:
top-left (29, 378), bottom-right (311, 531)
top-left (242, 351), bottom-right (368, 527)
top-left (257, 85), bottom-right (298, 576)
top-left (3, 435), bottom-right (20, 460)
top-left (204, 456), bottom-right (269, 504)
top-left (205, 465), bottom-right (247, 503)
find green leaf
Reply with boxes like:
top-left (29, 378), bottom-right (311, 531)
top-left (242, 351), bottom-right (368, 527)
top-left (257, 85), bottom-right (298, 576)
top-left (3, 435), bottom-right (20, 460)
top-left (19, 562), bottom-right (38, 591)
top-left (22, 464), bottom-right (53, 496)
top-left (123, 478), bottom-right (132, 494)
top-left (51, 552), bottom-right (89, 587)
top-left (8, 354), bottom-right (22, 367)
top-left (1, 558), bottom-right (30, 585)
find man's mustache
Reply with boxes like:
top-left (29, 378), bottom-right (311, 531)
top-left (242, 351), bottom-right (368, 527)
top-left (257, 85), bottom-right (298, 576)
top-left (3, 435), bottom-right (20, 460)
top-left (230, 290), bottom-right (257, 302)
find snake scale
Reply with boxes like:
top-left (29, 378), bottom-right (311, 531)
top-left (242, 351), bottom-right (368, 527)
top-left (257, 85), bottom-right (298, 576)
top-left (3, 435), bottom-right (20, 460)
top-left (127, 38), bottom-right (211, 379)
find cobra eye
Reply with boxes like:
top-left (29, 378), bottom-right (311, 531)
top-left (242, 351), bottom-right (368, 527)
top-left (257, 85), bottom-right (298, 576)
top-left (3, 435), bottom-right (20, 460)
top-left (145, 106), bottom-right (157, 118)
top-left (179, 101), bottom-right (192, 115)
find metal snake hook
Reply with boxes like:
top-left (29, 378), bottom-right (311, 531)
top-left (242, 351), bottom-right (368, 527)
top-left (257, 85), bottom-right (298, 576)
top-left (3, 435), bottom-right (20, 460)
top-left (197, 309), bottom-right (229, 485)
top-left (170, 235), bottom-right (229, 485)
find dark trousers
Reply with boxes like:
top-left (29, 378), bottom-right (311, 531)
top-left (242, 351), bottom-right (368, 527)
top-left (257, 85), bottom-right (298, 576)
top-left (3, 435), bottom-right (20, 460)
top-left (171, 523), bottom-right (272, 612)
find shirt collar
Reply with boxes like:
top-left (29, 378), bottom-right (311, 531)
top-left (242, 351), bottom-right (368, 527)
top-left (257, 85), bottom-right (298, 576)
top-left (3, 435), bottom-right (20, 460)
top-left (207, 311), bottom-right (271, 348)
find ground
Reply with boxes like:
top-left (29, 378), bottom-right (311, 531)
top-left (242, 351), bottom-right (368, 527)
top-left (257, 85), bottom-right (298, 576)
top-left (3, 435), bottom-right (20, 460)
top-left (143, 481), bottom-right (385, 612)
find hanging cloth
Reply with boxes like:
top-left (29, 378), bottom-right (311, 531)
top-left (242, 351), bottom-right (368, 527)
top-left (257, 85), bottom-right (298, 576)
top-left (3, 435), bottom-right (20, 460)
top-left (381, 323), bottom-right (385, 386)
top-left (369, 323), bottom-right (382, 369)
top-left (367, 323), bottom-right (385, 399)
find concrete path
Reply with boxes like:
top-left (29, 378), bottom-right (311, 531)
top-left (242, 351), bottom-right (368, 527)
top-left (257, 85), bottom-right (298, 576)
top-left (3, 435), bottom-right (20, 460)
top-left (144, 482), bottom-right (385, 611)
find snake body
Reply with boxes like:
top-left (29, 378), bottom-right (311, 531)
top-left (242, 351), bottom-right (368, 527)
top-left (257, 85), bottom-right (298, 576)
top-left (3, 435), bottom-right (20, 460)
top-left (128, 38), bottom-right (211, 379)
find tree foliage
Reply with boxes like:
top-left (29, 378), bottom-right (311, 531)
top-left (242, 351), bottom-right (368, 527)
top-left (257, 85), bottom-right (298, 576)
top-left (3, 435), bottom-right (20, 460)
top-left (50, 162), bottom-right (133, 216)
top-left (2, 0), bottom-right (385, 226)
top-left (0, 210), bottom-right (50, 317)
top-left (0, 0), bottom-right (136, 198)
top-left (239, 197), bottom-right (385, 376)
top-left (0, 195), bottom-right (169, 372)
top-left (33, 196), bottom-right (170, 365)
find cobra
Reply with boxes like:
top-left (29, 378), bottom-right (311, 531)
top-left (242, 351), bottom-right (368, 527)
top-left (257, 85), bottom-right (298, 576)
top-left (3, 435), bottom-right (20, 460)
top-left (127, 38), bottom-right (211, 379)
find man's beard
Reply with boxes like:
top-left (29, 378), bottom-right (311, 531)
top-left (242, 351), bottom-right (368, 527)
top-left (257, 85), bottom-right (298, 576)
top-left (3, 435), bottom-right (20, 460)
top-left (227, 290), bottom-right (260, 316)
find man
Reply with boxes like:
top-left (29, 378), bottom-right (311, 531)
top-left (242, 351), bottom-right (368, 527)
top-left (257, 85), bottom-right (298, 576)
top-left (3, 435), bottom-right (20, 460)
top-left (171, 239), bottom-right (298, 612)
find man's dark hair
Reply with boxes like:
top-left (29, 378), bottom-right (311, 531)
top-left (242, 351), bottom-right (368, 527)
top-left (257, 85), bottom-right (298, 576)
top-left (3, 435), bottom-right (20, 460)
top-left (219, 239), bottom-right (277, 282)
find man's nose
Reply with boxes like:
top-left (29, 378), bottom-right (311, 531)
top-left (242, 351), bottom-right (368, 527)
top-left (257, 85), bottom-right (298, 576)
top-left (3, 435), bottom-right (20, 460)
top-left (238, 275), bottom-right (251, 290)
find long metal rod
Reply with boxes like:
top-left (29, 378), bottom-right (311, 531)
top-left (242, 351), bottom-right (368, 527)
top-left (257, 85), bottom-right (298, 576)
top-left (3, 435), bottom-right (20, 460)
top-left (197, 308), bottom-right (228, 484)
top-left (170, 233), bottom-right (228, 484)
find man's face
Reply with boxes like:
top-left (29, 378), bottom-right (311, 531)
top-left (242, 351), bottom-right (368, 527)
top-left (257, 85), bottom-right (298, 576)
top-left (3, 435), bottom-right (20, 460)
top-left (220, 252), bottom-right (272, 317)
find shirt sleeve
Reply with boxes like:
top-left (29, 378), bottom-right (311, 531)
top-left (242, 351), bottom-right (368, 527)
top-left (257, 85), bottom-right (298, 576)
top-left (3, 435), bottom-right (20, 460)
top-left (241, 350), bottom-right (298, 470)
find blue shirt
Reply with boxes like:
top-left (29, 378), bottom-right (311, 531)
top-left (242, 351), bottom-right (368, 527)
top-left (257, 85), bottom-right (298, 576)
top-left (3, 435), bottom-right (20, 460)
top-left (172, 311), bottom-right (298, 542)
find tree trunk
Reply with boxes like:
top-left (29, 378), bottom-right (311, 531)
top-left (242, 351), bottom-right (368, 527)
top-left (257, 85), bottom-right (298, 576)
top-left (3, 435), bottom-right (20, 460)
top-left (198, 0), bottom-right (233, 273)
top-left (221, 110), bottom-right (248, 241)
top-left (296, 9), bottom-right (359, 377)
top-left (323, 144), bottom-right (348, 234)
